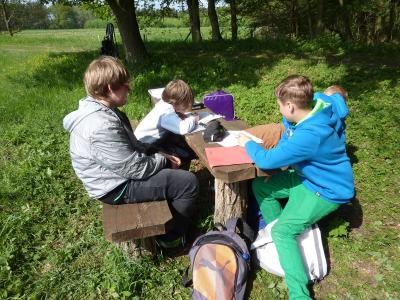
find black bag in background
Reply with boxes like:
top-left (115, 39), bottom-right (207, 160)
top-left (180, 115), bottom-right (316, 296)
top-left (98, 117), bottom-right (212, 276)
top-left (101, 23), bottom-right (119, 58)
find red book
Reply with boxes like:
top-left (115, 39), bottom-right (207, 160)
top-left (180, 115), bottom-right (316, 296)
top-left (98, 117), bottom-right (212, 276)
top-left (205, 146), bottom-right (253, 168)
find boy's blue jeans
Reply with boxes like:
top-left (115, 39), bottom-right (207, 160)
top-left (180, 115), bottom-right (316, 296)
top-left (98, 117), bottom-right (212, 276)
top-left (252, 170), bottom-right (340, 300)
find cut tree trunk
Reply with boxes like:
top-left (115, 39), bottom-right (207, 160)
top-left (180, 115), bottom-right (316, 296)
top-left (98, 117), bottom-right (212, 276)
top-left (207, 0), bottom-right (222, 41)
top-left (187, 0), bottom-right (202, 42)
top-left (106, 0), bottom-right (148, 63)
top-left (214, 179), bottom-right (248, 225)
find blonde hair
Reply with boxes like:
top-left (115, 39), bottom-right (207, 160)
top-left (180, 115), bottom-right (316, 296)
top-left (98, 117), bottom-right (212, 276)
top-left (275, 75), bottom-right (314, 109)
top-left (84, 56), bottom-right (131, 98)
top-left (162, 79), bottom-right (194, 110)
top-left (324, 85), bottom-right (348, 100)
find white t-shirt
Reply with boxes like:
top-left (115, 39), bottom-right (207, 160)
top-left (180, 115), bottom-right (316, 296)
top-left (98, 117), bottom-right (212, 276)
top-left (134, 99), bottom-right (197, 143)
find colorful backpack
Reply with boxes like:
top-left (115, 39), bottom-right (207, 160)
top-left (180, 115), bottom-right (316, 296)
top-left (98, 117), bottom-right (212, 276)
top-left (183, 218), bottom-right (254, 300)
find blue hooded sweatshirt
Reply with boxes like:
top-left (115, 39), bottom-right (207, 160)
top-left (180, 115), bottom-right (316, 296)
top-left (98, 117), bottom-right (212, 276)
top-left (245, 97), bottom-right (354, 204)
top-left (314, 92), bottom-right (348, 143)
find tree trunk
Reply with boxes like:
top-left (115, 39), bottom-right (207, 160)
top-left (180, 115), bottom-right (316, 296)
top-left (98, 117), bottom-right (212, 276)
top-left (118, 238), bottom-right (157, 258)
top-left (316, 0), bottom-right (324, 35)
top-left (387, 0), bottom-right (396, 41)
top-left (374, 13), bottom-right (383, 43)
top-left (306, 0), bottom-right (314, 38)
top-left (207, 0), bottom-right (222, 41)
top-left (1, 0), bottom-right (13, 36)
top-left (229, 0), bottom-right (238, 40)
top-left (106, 0), bottom-right (148, 63)
top-left (359, 12), bottom-right (369, 43)
top-left (290, 0), bottom-right (300, 38)
top-left (187, 0), bottom-right (202, 42)
top-left (214, 179), bottom-right (247, 225)
top-left (338, 0), bottom-right (353, 40)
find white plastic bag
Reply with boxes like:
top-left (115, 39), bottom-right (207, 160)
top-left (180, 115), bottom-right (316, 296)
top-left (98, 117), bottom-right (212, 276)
top-left (251, 219), bottom-right (327, 281)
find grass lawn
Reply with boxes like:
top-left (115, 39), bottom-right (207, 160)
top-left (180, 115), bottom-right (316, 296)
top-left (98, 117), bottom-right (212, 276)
top-left (0, 28), bottom-right (399, 299)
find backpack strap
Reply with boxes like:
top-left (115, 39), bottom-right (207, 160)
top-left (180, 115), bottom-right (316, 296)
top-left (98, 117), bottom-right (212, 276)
top-left (213, 222), bottom-right (226, 232)
top-left (225, 217), bottom-right (239, 232)
top-left (182, 266), bottom-right (192, 287)
top-left (106, 23), bottom-right (114, 40)
top-left (226, 218), bottom-right (256, 244)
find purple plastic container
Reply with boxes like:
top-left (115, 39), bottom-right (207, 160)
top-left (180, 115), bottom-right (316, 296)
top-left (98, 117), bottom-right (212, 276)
top-left (203, 90), bottom-right (235, 121)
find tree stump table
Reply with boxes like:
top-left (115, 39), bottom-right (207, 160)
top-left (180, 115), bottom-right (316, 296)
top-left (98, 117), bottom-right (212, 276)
top-left (185, 110), bottom-right (265, 225)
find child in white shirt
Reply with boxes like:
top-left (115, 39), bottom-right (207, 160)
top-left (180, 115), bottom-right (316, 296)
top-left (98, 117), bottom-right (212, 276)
top-left (135, 79), bottom-right (199, 167)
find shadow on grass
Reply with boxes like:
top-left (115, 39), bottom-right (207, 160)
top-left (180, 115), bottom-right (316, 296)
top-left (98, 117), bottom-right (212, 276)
top-left (6, 50), bottom-right (100, 91)
top-left (335, 197), bottom-right (363, 230)
top-left (318, 196), bottom-right (363, 295)
top-left (192, 165), bottom-right (215, 232)
top-left (323, 50), bottom-right (400, 130)
top-left (346, 143), bottom-right (359, 165)
top-left (10, 37), bottom-right (399, 111)
top-left (7, 38), bottom-right (322, 102)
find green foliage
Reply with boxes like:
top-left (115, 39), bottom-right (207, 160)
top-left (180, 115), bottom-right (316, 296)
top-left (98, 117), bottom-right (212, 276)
top-left (48, 4), bottom-right (102, 30)
top-left (0, 28), bottom-right (399, 299)
top-left (49, 4), bottom-right (80, 29)
top-left (328, 218), bottom-right (350, 239)
top-left (83, 18), bottom-right (109, 29)
top-left (0, 1), bottom-right (49, 31)
top-left (81, 2), bottom-right (113, 21)
top-left (239, 0), bottom-right (400, 43)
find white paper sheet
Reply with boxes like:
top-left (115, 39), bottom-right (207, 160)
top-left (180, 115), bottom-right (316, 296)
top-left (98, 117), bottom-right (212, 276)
top-left (198, 112), bottom-right (223, 125)
top-left (215, 130), bottom-right (263, 147)
top-left (184, 112), bottom-right (223, 134)
top-left (148, 87), bottom-right (164, 100)
top-left (188, 124), bottom-right (207, 134)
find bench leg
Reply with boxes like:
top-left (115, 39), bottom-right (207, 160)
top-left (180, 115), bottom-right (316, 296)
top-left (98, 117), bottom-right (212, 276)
top-left (118, 240), bottom-right (141, 258)
top-left (214, 179), bottom-right (248, 225)
top-left (142, 237), bottom-right (157, 254)
top-left (118, 237), bottom-right (157, 258)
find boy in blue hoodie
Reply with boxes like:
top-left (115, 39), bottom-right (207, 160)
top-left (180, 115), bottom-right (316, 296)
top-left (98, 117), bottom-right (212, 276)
top-left (245, 84), bottom-right (349, 150)
top-left (238, 75), bottom-right (354, 299)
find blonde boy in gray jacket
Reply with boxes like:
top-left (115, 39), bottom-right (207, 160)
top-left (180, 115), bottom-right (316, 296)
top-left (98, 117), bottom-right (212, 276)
top-left (63, 56), bottom-right (198, 248)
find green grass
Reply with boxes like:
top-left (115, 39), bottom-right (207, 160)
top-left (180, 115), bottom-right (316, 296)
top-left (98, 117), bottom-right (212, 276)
top-left (1, 28), bottom-right (399, 299)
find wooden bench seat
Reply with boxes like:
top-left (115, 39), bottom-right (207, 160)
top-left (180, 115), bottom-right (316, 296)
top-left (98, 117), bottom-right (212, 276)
top-left (103, 200), bottom-right (173, 254)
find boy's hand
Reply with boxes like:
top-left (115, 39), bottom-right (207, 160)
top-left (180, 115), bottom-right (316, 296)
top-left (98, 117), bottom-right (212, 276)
top-left (237, 133), bottom-right (252, 147)
top-left (161, 153), bottom-right (181, 169)
top-left (191, 113), bottom-right (200, 123)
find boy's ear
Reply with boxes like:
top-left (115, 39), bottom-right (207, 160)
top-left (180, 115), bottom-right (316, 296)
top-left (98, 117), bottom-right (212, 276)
top-left (107, 84), bottom-right (113, 94)
top-left (287, 101), bottom-right (295, 113)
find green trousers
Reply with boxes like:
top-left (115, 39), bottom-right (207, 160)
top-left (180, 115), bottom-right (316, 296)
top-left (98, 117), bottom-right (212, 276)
top-left (252, 170), bottom-right (340, 300)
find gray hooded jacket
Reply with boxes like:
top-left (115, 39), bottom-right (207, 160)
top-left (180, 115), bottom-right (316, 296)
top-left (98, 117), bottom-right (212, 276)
top-left (63, 96), bottom-right (167, 199)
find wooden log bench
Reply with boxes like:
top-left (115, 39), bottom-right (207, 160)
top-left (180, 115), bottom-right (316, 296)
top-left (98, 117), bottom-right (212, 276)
top-left (102, 200), bottom-right (174, 256)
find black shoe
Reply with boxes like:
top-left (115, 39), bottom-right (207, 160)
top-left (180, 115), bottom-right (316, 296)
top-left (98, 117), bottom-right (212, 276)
top-left (156, 235), bottom-right (186, 249)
